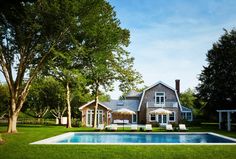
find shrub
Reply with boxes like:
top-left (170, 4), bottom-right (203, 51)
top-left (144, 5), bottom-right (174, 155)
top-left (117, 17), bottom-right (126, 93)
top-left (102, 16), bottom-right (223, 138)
top-left (151, 122), bottom-right (160, 127)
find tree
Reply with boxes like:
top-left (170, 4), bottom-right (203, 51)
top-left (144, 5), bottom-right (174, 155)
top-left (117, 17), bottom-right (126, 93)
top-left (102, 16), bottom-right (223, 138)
top-left (180, 88), bottom-right (197, 115)
top-left (197, 29), bottom-right (236, 118)
top-left (0, 83), bottom-right (9, 119)
top-left (26, 78), bottom-right (49, 122)
top-left (0, 0), bottom-right (83, 133)
top-left (0, 0), bottom-right (105, 132)
top-left (82, 2), bottom-right (143, 128)
top-left (25, 76), bottom-right (67, 124)
top-left (25, 76), bottom-right (66, 122)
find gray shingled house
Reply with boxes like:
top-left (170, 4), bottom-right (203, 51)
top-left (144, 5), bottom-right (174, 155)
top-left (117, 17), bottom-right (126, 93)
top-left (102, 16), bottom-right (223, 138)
top-left (79, 80), bottom-right (192, 127)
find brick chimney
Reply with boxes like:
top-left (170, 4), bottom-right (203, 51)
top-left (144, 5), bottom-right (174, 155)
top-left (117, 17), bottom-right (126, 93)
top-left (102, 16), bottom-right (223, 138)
top-left (175, 79), bottom-right (180, 95)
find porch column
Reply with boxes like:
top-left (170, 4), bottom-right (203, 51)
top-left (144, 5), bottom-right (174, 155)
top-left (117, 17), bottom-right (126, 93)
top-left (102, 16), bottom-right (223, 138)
top-left (218, 112), bottom-right (222, 129)
top-left (107, 111), bottom-right (109, 125)
top-left (110, 113), bottom-right (113, 124)
top-left (227, 112), bottom-right (231, 131)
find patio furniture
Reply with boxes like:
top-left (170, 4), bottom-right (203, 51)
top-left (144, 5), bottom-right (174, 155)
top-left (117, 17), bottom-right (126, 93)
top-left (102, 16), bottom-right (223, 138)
top-left (131, 124), bottom-right (138, 131)
top-left (145, 124), bottom-right (152, 131)
top-left (110, 124), bottom-right (118, 131)
top-left (179, 124), bottom-right (188, 131)
top-left (112, 108), bottom-right (135, 130)
top-left (113, 119), bottom-right (129, 124)
top-left (96, 124), bottom-right (104, 131)
top-left (166, 124), bottom-right (173, 131)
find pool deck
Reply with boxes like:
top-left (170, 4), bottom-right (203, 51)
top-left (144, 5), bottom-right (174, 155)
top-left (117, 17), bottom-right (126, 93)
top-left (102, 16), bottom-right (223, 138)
top-left (30, 132), bottom-right (236, 145)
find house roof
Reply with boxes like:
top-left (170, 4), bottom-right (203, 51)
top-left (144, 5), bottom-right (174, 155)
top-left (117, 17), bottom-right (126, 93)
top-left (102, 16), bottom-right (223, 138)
top-left (181, 105), bottom-right (192, 112)
top-left (102, 99), bottom-right (139, 112)
top-left (79, 100), bottom-right (112, 111)
top-left (138, 81), bottom-right (182, 111)
top-left (79, 99), bottom-right (139, 112)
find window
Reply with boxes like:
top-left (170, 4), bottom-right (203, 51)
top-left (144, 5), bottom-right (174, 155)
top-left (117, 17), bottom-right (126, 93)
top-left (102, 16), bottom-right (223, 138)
top-left (169, 112), bottom-right (175, 121)
top-left (155, 92), bottom-right (165, 105)
top-left (86, 110), bottom-right (103, 126)
top-left (181, 112), bottom-right (192, 121)
top-left (157, 115), bottom-right (167, 124)
top-left (98, 110), bottom-right (103, 124)
top-left (187, 112), bottom-right (192, 121)
top-left (163, 115), bottom-right (167, 123)
top-left (132, 114), bottom-right (137, 123)
top-left (86, 110), bottom-right (94, 127)
top-left (150, 114), bottom-right (156, 121)
top-left (117, 101), bottom-right (124, 106)
top-left (158, 115), bottom-right (162, 123)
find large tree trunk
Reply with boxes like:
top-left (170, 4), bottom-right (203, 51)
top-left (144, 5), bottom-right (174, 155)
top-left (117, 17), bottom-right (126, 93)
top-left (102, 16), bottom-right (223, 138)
top-left (66, 82), bottom-right (72, 128)
top-left (7, 112), bottom-right (18, 133)
top-left (7, 90), bottom-right (28, 133)
top-left (93, 89), bottom-right (99, 128)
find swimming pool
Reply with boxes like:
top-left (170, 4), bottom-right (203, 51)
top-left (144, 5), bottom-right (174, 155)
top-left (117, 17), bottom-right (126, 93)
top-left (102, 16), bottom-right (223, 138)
top-left (31, 132), bottom-right (236, 145)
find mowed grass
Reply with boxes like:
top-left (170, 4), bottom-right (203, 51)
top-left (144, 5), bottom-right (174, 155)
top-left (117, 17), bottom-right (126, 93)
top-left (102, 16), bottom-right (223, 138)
top-left (0, 124), bottom-right (236, 159)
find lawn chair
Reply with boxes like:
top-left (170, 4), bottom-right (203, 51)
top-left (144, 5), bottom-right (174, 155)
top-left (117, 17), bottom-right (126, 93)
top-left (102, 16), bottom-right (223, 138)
top-left (179, 124), bottom-right (188, 131)
top-left (110, 124), bottom-right (118, 131)
top-left (131, 124), bottom-right (138, 131)
top-left (166, 124), bottom-right (173, 131)
top-left (145, 124), bottom-right (152, 131)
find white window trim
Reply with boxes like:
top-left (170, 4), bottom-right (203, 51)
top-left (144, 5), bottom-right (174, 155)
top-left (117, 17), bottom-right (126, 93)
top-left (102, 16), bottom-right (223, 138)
top-left (86, 109), bottom-right (93, 127)
top-left (169, 112), bottom-right (176, 122)
top-left (97, 110), bottom-right (103, 125)
top-left (155, 92), bottom-right (165, 106)
top-left (86, 109), bottom-right (103, 127)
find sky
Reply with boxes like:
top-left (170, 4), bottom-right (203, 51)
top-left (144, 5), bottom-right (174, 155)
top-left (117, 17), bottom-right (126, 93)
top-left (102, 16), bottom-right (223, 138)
top-left (106, 0), bottom-right (236, 99)
top-left (1, 0), bottom-right (236, 99)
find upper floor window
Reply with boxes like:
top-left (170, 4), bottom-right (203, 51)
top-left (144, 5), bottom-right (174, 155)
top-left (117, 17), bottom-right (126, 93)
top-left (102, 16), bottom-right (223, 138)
top-left (155, 92), bottom-right (165, 105)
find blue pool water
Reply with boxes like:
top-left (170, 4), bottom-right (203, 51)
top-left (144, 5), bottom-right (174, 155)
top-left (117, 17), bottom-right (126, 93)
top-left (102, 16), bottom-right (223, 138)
top-left (57, 133), bottom-right (236, 144)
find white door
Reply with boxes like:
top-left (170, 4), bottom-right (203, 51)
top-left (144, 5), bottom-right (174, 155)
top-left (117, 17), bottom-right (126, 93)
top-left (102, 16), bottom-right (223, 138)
top-left (157, 114), bottom-right (168, 125)
top-left (86, 110), bottom-right (103, 127)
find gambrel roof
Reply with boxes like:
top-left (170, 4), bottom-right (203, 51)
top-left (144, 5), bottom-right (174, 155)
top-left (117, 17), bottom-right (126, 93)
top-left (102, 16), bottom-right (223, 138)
top-left (137, 81), bottom-right (182, 111)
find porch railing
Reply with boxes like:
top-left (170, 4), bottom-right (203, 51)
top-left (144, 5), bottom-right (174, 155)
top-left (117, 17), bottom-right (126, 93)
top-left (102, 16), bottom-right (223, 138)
top-left (146, 101), bottom-right (178, 108)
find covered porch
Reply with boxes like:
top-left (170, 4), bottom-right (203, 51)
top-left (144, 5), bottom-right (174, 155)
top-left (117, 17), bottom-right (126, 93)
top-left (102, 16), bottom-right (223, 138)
top-left (217, 109), bottom-right (236, 131)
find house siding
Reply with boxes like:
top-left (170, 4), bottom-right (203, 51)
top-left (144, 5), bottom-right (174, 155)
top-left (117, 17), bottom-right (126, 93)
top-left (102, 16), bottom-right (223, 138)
top-left (139, 83), bottom-right (180, 124)
top-left (81, 103), bottom-right (110, 127)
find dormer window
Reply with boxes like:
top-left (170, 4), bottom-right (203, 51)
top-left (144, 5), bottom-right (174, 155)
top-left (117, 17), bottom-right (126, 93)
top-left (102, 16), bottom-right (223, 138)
top-left (155, 92), bottom-right (165, 106)
top-left (117, 101), bottom-right (124, 106)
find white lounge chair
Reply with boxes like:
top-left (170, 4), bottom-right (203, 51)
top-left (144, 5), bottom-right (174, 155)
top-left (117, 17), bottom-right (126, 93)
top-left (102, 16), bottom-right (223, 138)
top-left (96, 124), bottom-right (104, 131)
top-left (131, 124), bottom-right (138, 131)
top-left (110, 124), bottom-right (118, 131)
top-left (179, 124), bottom-right (188, 131)
top-left (145, 124), bottom-right (152, 131)
top-left (166, 124), bottom-right (173, 131)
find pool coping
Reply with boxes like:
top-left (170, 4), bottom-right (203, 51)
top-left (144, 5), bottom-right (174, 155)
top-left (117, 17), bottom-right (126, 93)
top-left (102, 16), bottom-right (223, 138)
top-left (30, 132), bottom-right (236, 145)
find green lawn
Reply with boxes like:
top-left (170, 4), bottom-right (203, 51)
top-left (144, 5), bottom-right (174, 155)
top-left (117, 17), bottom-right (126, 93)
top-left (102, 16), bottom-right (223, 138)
top-left (0, 124), bottom-right (236, 159)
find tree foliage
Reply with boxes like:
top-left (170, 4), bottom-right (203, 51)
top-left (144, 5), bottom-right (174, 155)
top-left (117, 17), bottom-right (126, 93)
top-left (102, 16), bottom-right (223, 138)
top-left (26, 76), bottom-right (66, 121)
top-left (79, 1), bottom-right (143, 127)
top-left (180, 88), bottom-right (198, 115)
top-left (0, 0), bottom-right (142, 131)
top-left (197, 29), bottom-right (236, 117)
top-left (0, 0), bottom-right (84, 133)
top-left (0, 83), bottom-right (9, 119)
